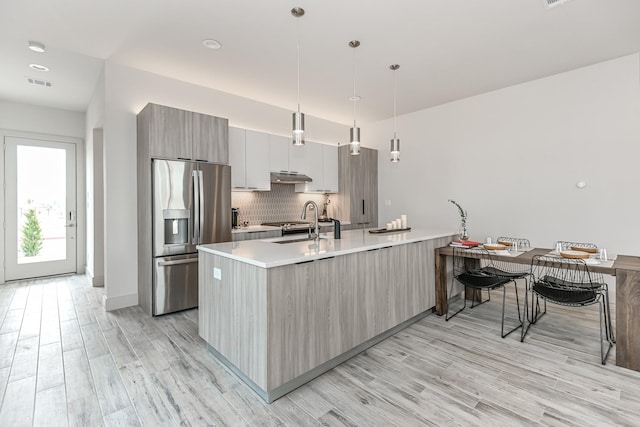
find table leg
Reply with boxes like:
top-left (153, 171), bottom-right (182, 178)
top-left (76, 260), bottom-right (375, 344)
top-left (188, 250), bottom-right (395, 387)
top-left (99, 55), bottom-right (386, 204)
top-left (616, 269), bottom-right (640, 371)
top-left (435, 248), bottom-right (447, 316)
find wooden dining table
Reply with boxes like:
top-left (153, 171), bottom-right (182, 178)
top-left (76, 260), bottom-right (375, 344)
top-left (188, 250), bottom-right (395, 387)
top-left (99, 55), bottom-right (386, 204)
top-left (434, 245), bottom-right (640, 372)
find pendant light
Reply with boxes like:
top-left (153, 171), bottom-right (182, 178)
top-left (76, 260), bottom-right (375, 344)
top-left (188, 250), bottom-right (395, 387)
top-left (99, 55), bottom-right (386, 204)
top-left (390, 64), bottom-right (400, 162)
top-left (291, 7), bottom-right (305, 146)
top-left (348, 40), bottom-right (361, 155)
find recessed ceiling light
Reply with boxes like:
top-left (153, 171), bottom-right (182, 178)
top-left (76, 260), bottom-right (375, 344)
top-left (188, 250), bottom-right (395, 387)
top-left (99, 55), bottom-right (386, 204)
top-left (28, 40), bottom-right (46, 53)
top-left (29, 63), bottom-right (49, 72)
top-left (202, 39), bottom-right (222, 50)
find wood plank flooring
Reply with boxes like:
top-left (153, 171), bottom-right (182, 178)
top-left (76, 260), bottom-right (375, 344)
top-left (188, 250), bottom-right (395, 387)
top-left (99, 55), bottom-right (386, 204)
top-left (1, 275), bottom-right (639, 426)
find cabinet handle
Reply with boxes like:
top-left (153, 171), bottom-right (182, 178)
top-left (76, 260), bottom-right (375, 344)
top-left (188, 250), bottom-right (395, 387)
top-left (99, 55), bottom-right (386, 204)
top-left (177, 157), bottom-right (190, 161)
top-left (195, 159), bottom-right (209, 163)
top-left (362, 199), bottom-right (365, 215)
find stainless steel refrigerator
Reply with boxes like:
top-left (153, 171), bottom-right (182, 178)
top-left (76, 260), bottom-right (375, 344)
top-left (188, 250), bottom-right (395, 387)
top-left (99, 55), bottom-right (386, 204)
top-left (152, 159), bottom-right (231, 315)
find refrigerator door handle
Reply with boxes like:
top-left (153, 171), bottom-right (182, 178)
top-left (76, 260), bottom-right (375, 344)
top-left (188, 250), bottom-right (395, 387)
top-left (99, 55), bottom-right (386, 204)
top-left (192, 170), bottom-right (200, 244)
top-left (198, 170), bottom-right (205, 242)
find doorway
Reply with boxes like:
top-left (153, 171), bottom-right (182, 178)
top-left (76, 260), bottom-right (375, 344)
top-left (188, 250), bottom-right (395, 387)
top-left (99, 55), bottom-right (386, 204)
top-left (4, 136), bottom-right (77, 280)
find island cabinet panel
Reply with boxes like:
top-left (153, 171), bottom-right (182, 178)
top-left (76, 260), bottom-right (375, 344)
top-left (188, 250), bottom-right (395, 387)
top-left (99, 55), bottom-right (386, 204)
top-left (198, 252), bottom-right (268, 389)
top-left (264, 237), bottom-right (450, 389)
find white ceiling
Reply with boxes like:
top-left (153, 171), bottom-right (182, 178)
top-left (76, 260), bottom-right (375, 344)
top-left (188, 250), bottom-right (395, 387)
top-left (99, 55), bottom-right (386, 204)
top-left (1, 0), bottom-right (639, 125)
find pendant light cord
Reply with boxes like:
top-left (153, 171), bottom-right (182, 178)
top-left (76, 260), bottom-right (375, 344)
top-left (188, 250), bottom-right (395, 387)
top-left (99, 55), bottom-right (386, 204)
top-left (393, 69), bottom-right (397, 138)
top-left (352, 46), bottom-right (357, 127)
top-left (296, 17), bottom-right (301, 114)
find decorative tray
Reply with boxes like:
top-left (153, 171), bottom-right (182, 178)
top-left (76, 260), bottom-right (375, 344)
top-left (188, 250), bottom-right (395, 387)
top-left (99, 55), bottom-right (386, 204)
top-left (369, 227), bottom-right (411, 234)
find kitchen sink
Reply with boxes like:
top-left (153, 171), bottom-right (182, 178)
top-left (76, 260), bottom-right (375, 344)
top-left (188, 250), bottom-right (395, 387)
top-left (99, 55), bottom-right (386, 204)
top-left (271, 236), bottom-right (330, 244)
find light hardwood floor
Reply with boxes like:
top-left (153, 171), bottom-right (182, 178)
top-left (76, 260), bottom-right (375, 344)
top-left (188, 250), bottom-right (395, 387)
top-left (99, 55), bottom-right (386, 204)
top-left (1, 275), bottom-right (640, 426)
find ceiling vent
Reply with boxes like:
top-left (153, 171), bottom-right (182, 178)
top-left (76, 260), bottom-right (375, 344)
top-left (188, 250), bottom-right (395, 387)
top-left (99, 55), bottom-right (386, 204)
top-left (542, 0), bottom-right (573, 8)
top-left (26, 77), bottom-right (53, 87)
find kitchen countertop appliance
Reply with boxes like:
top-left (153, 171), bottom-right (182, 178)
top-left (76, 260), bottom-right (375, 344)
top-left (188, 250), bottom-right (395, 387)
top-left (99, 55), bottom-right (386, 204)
top-left (232, 207), bottom-right (239, 229)
top-left (152, 159), bottom-right (231, 315)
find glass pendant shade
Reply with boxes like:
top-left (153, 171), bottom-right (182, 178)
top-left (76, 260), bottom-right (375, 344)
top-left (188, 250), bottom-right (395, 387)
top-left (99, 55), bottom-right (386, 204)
top-left (390, 137), bottom-right (400, 162)
top-left (292, 110), bottom-right (305, 146)
top-left (389, 64), bottom-right (401, 162)
top-left (349, 126), bottom-right (360, 155)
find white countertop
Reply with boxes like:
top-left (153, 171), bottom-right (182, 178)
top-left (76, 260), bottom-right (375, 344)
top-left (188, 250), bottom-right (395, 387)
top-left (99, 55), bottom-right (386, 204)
top-left (198, 228), bottom-right (456, 268)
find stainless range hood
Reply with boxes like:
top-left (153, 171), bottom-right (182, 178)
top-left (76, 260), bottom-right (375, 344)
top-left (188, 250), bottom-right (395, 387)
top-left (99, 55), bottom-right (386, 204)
top-left (270, 171), bottom-right (313, 184)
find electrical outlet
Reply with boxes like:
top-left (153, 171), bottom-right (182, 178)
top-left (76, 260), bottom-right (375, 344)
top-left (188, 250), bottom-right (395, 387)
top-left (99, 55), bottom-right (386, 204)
top-left (213, 268), bottom-right (222, 280)
top-left (384, 200), bottom-right (391, 207)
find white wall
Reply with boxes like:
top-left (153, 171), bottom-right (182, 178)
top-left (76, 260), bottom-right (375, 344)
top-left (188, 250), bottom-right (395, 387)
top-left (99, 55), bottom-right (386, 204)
top-left (99, 61), bottom-right (349, 310)
top-left (85, 70), bottom-right (105, 287)
top-left (370, 54), bottom-right (640, 254)
top-left (0, 100), bottom-right (85, 138)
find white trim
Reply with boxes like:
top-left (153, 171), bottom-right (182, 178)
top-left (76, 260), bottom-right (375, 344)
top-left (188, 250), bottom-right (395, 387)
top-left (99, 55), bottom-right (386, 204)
top-left (85, 268), bottom-right (104, 287)
top-left (104, 293), bottom-right (138, 311)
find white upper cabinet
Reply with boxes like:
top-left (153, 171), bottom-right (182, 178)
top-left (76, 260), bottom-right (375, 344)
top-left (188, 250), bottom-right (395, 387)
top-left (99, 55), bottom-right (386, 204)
top-left (233, 127), bottom-right (338, 193)
top-left (244, 130), bottom-right (270, 190)
top-left (294, 142), bottom-right (339, 193)
top-left (288, 141), bottom-right (308, 174)
top-left (268, 134), bottom-right (289, 172)
top-left (322, 144), bottom-right (339, 193)
top-left (229, 127), bottom-right (270, 191)
top-left (229, 127), bottom-right (246, 189)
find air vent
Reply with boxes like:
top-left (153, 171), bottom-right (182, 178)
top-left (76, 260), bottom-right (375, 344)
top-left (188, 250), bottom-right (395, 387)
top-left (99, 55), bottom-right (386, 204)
top-left (542, 0), bottom-right (573, 8)
top-left (26, 77), bottom-right (52, 87)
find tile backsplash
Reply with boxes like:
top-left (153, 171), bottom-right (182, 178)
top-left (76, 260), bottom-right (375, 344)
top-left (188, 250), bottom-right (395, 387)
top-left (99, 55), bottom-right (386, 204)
top-left (231, 184), bottom-right (333, 225)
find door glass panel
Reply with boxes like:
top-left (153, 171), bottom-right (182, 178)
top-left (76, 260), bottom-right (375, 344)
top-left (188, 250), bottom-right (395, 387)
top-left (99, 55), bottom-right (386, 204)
top-left (16, 145), bottom-right (67, 264)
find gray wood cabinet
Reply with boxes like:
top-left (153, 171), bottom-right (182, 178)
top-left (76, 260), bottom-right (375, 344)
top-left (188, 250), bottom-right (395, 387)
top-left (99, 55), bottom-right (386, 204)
top-left (140, 103), bottom-right (191, 160)
top-left (138, 103), bottom-right (228, 164)
top-left (338, 145), bottom-right (378, 227)
top-left (192, 111), bottom-right (228, 164)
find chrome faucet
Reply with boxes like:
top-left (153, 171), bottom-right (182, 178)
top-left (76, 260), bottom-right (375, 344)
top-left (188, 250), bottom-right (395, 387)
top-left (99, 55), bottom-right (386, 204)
top-left (301, 200), bottom-right (319, 240)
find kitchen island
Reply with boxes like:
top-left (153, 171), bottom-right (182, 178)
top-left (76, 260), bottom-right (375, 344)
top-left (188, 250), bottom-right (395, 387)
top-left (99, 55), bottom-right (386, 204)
top-left (197, 228), bottom-right (455, 402)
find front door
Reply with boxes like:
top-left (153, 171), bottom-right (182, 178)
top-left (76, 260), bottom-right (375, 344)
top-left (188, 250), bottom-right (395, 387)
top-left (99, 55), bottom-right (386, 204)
top-left (4, 136), bottom-right (77, 280)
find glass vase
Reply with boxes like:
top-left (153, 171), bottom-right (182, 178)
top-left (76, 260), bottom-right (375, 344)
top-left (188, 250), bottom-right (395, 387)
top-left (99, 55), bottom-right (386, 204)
top-left (459, 223), bottom-right (469, 241)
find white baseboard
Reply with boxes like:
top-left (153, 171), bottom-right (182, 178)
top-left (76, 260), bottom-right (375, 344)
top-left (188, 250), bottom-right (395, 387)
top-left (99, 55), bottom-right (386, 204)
top-left (85, 269), bottom-right (104, 287)
top-left (104, 293), bottom-right (138, 311)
